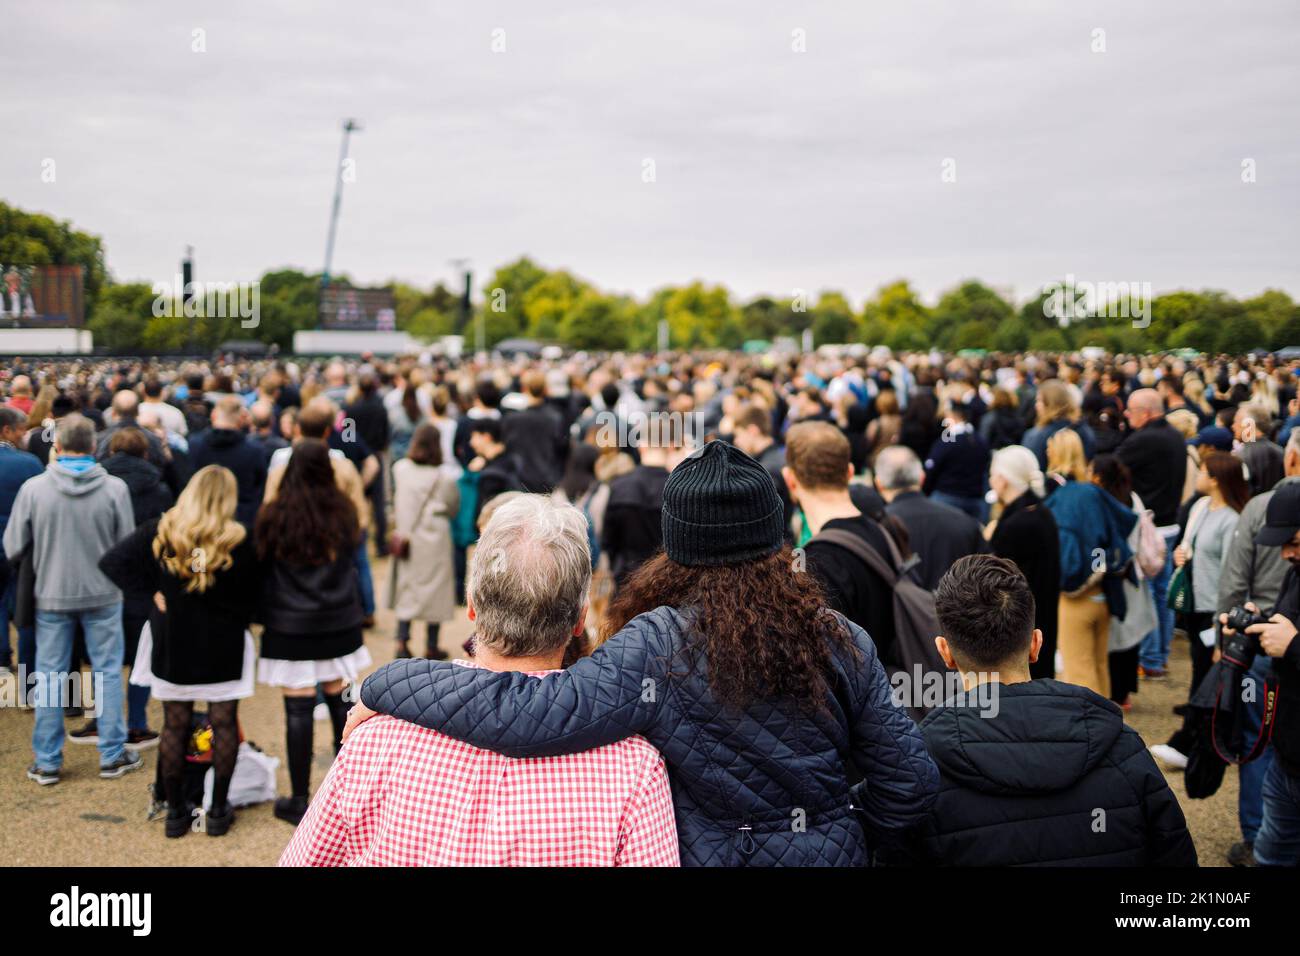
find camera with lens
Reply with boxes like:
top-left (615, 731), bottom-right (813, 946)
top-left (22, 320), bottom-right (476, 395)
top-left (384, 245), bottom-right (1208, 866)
top-left (1222, 605), bottom-right (1270, 670)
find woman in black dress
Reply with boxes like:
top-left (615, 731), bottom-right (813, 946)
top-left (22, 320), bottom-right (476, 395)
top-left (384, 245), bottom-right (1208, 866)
top-left (99, 464), bottom-right (260, 838)
top-left (987, 445), bottom-right (1061, 679)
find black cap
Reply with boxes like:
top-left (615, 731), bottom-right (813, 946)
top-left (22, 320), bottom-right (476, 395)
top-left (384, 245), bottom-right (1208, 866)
top-left (1256, 482), bottom-right (1300, 547)
top-left (661, 440), bottom-right (785, 567)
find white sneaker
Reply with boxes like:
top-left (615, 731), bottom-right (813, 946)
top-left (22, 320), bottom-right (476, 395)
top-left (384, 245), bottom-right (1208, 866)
top-left (313, 703), bottom-right (329, 722)
top-left (1150, 743), bottom-right (1189, 771)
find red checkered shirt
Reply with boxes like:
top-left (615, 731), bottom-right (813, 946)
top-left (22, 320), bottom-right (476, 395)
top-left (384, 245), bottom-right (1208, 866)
top-left (279, 668), bottom-right (679, 867)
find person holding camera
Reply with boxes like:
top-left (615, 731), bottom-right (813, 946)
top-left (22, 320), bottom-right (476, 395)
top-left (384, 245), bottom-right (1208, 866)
top-left (1221, 482), bottom-right (1300, 866)
top-left (1214, 432), bottom-right (1300, 865)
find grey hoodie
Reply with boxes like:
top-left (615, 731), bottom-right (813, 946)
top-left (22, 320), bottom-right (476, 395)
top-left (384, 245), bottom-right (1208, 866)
top-left (2, 460), bottom-right (135, 612)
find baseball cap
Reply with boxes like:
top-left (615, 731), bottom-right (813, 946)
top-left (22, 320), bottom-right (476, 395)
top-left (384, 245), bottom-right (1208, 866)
top-left (1189, 425), bottom-right (1233, 452)
top-left (1256, 482), bottom-right (1300, 546)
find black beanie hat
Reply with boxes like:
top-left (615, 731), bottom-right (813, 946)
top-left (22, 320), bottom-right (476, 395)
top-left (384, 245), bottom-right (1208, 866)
top-left (661, 440), bottom-right (786, 566)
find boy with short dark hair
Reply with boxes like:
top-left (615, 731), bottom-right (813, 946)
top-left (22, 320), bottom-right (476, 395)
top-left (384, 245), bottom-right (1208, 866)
top-left (909, 554), bottom-right (1198, 866)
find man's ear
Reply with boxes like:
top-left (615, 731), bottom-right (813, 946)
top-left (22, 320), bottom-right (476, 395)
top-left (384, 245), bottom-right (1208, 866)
top-left (466, 599), bottom-right (477, 624)
top-left (1028, 628), bottom-right (1043, 665)
top-left (573, 603), bottom-right (588, 636)
top-left (845, 462), bottom-right (854, 485)
top-left (934, 635), bottom-right (957, 670)
top-left (781, 466), bottom-right (798, 498)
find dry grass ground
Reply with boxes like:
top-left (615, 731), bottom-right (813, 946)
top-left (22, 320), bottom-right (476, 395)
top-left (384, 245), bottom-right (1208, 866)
top-left (0, 558), bottom-right (1239, 867)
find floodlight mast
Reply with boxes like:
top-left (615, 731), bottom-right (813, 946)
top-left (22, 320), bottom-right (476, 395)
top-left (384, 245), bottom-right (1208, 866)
top-left (322, 119), bottom-right (361, 292)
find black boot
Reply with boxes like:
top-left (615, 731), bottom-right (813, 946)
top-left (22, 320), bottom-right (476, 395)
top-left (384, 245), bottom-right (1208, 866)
top-left (274, 795), bottom-right (309, 825)
top-left (206, 802), bottom-right (236, 836)
top-left (166, 803), bottom-right (197, 839)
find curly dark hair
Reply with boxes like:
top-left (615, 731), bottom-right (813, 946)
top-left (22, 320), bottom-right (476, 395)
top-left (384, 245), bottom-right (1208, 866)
top-left (255, 440), bottom-right (359, 565)
top-left (601, 547), bottom-right (855, 711)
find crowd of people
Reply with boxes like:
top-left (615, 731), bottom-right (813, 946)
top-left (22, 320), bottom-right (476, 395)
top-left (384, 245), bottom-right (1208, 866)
top-left (1, 345), bottom-right (1299, 867)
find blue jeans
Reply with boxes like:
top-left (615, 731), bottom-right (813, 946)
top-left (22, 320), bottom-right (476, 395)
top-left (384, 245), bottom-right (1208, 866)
top-left (930, 491), bottom-right (987, 523)
top-left (1139, 529), bottom-right (1178, 671)
top-left (1, 576), bottom-right (35, 694)
top-left (1239, 656), bottom-right (1276, 843)
top-left (32, 603), bottom-right (127, 769)
top-left (355, 543), bottom-right (375, 617)
top-left (1254, 759), bottom-right (1300, 866)
top-left (123, 612), bottom-right (150, 732)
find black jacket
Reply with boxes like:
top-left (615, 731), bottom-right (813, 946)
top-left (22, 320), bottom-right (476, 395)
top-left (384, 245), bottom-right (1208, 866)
top-left (99, 518), bottom-right (261, 684)
top-left (99, 454), bottom-right (174, 618)
top-left (804, 514), bottom-right (899, 667)
top-left (344, 394), bottom-right (391, 455)
top-left (908, 680), bottom-right (1198, 866)
top-left (188, 428), bottom-right (267, 527)
top-left (603, 464), bottom-right (670, 586)
top-left (1261, 567), bottom-right (1300, 778)
top-left (473, 451), bottom-right (524, 526)
top-left (501, 403), bottom-right (567, 493)
top-left (1117, 419), bottom-right (1187, 526)
top-left (96, 421), bottom-right (182, 494)
top-left (923, 428), bottom-right (990, 500)
top-left (257, 546), bottom-right (364, 661)
top-left (978, 408), bottom-right (1025, 450)
top-left (885, 490), bottom-right (987, 591)
top-left (101, 453), bottom-right (173, 527)
top-left (990, 491), bottom-right (1061, 680)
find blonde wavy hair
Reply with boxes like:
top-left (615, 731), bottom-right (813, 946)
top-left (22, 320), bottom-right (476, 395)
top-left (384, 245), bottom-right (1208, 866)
top-left (152, 465), bottom-right (247, 592)
top-left (1046, 428), bottom-right (1088, 482)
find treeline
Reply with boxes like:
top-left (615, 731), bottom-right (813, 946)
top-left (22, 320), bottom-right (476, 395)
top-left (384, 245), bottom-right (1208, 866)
top-left (6, 202), bottom-right (1299, 354)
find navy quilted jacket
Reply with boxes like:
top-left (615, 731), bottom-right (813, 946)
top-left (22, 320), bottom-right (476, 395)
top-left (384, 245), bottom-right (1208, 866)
top-left (361, 606), bottom-right (939, 866)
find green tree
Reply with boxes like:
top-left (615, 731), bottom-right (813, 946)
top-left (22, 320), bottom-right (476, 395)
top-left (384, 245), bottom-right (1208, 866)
top-left (1215, 315), bottom-right (1267, 356)
top-left (992, 317), bottom-right (1032, 352)
top-left (659, 282), bottom-right (739, 349)
top-left (559, 291), bottom-right (632, 350)
top-left (255, 269), bottom-right (320, 349)
top-left (0, 201), bottom-right (109, 315)
top-left (810, 291), bottom-right (858, 345)
top-left (1028, 328), bottom-right (1070, 352)
top-left (522, 271), bottom-right (588, 340)
top-left (929, 281), bottom-right (1012, 349)
top-left (480, 257), bottom-right (548, 343)
top-left (86, 282), bottom-right (154, 351)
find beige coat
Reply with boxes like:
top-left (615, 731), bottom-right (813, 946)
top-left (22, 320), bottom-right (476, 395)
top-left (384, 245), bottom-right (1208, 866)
top-left (387, 459), bottom-right (460, 623)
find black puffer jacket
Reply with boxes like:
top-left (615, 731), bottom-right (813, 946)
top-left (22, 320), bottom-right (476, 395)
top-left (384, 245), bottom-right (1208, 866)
top-left (907, 680), bottom-right (1198, 866)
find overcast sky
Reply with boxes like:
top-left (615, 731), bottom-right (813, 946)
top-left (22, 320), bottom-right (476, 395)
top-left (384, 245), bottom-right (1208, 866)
top-left (6, 0), bottom-right (1297, 307)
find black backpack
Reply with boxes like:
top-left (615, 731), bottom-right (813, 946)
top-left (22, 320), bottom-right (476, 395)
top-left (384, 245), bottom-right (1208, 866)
top-left (809, 525), bottom-right (949, 721)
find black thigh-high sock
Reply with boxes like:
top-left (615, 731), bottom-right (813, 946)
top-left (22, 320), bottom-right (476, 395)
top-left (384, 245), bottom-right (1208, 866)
top-left (283, 696), bottom-right (316, 798)
top-left (160, 701), bottom-right (194, 812)
top-left (207, 700), bottom-right (239, 810)
top-left (323, 689), bottom-right (349, 754)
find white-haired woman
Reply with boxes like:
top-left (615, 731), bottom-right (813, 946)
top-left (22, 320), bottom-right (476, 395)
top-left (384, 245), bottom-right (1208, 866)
top-left (987, 445), bottom-right (1061, 679)
top-left (99, 465), bottom-right (261, 839)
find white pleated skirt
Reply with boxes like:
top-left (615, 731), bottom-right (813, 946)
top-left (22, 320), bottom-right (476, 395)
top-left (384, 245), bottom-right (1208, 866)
top-left (129, 622), bottom-right (257, 703)
top-left (257, 645), bottom-right (373, 690)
